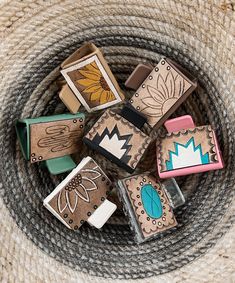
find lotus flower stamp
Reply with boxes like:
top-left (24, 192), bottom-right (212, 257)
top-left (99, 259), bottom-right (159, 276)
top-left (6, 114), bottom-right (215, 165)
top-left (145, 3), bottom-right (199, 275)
top-left (128, 58), bottom-right (197, 128)
top-left (142, 69), bottom-right (186, 118)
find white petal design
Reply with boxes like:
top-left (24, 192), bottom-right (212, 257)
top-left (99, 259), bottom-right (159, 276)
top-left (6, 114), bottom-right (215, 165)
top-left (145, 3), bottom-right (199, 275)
top-left (75, 183), bottom-right (90, 203)
top-left (57, 190), bottom-right (68, 213)
top-left (66, 190), bottom-right (78, 213)
top-left (82, 177), bottom-right (97, 191)
top-left (81, 167), bottom-right (101, 180)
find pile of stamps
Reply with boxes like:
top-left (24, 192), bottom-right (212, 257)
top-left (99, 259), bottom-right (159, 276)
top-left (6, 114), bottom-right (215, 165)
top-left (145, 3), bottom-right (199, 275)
top-left (15, 43), bottom-right (224, 243)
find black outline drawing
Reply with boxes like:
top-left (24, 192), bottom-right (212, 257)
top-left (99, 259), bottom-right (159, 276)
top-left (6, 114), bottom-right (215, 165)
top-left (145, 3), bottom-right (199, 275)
top-left (37, 125), bottom-right (82, 152)
top-left (92, 125), bottom-right (132, 164)
top-left (140, 69), bottom-right (186, 119)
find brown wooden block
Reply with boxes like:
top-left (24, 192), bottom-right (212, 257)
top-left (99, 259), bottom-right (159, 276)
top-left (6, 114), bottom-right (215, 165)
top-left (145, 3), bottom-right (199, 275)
top-left (157, 126), bottom-right (218, 173)
top-left (61, 42), bottom-right (124, 113)
top-left (30, 117), bottom-right (84, 163)
top-left (83, 109), bottom-right (152, 173)
top-left (117, 174), bottom-right (177, 243)
top-left (59, 84), bottom-right (81, 114)
top-left (125, 64), bottom-right (153, 90)
top-left (129, 58), bottom-right (197, 128)
top-left (44, 157), bottom-right (113, 230)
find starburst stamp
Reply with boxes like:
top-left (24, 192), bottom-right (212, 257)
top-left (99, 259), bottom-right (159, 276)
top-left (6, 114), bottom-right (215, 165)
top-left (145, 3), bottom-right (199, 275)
top-left (156, 115), bottom-right (224, 178)
top-left (83, 108), bottom-right (152, 173)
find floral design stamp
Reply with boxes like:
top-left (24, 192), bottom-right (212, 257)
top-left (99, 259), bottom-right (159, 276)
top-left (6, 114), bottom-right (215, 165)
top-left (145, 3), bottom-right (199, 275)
top-left (60, 42), bottom-right (124, 113)
top-left (44, 157), bottom-right (116, 230)
top-left (126, 58), bottom-right (197, 128)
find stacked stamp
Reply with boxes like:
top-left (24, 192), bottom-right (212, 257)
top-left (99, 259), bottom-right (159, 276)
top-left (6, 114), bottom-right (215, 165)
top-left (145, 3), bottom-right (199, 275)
top-left (15, 42), bottom-right (224, 243)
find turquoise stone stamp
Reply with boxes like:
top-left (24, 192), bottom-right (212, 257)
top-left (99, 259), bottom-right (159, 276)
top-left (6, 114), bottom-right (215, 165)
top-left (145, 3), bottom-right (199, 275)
top-left (117, 173), bottom-right (184, 243)
top-left (141, 184), bottom-right (163, 219)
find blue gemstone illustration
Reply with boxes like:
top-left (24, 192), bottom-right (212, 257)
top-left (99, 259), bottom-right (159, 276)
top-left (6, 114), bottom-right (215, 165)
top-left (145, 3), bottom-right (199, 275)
top-left (141, 184), bottom-right (163, 219)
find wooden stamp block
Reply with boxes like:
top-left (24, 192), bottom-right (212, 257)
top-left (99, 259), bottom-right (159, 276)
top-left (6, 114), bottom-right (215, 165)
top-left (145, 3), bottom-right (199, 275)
top-left (44, 157), bottom-right (116, 230)
top-left (15, 113), bottom-right (85, 174)
top-left (156, 115), bottom-right (224, 178)
top-left (83, 109), bottom-right (152, 173)
top-left (126, 58), bottom-right (197, 129)
top-left (59, 84), bottom-right (81, 114)
top-left (60, 42), bottom-right (124, 113)
top-left (117, 173), bottom-right (178, 243)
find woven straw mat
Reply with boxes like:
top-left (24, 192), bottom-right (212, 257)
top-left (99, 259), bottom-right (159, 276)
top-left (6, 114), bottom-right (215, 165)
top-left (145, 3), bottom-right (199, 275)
top-left (0, 0), bottom-right (234, 282)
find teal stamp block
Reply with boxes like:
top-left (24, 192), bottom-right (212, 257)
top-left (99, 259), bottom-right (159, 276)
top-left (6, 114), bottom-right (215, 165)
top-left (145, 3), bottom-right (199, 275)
top-left (15, 113), bottom-right (85, 174)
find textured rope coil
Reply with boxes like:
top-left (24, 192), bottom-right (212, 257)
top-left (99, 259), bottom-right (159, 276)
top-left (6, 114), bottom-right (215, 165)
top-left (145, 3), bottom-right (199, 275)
top-left (0, 0), bottom-right (234, 281)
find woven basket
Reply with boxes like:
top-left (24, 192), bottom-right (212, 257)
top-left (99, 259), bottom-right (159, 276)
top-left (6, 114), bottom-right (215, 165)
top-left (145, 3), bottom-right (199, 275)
top-left (0, 0), bottom-right (234, 282)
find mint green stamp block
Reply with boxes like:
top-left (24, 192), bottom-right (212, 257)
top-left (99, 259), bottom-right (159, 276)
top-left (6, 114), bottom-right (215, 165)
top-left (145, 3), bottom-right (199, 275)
top-left (15, 113), bottom-right (85, 174)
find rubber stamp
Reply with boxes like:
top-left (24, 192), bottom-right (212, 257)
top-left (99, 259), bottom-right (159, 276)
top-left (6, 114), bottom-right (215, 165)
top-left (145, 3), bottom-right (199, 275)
top-left (44, 157), bottom-right (116, 230)
top-left (117, 173), bottom-right (184, 243)
top-left (125, 58), bottom-right (197, 128)
top-left (156, 115), bottom-right (224, 178)
top-left (83, 106), bottom-right (151, 173)
top-left (15, 113), bottom-right (85, 174)
top-left (60, 42), bottom-right (124, 113)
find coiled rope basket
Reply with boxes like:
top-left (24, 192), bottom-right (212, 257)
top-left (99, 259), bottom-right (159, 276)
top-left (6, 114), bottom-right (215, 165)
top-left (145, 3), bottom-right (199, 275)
top-left (0, 0), bottom-right (234, 282)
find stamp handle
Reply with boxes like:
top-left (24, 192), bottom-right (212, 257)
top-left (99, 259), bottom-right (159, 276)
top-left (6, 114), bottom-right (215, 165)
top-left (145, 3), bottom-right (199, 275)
top-left (162, 178), bottom-right (185, 209)
top-left (125, 64), bottom-right (153, 90)
top-left (87, 199), bottom-right (117, 229)
top-left (164, 115), bottom-right (195, 133)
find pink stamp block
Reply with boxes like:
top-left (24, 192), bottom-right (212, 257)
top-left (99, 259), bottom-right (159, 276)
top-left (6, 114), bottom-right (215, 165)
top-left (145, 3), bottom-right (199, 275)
top-left (156, 115), bottom-right (224, 178)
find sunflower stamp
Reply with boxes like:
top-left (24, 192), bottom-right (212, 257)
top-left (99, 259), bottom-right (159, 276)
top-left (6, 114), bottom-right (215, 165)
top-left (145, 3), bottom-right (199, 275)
top-left (126, 58), bottom-right (197, 129)
top-left (117, 173), bottom-right (179, 243)
top-left (44, 157), bottom-right (117, 230)
top-left (60, 42), bottom-right (124, 113)
top-left (83, 109), bottom-right (152, 173)
top-left (156, 115), bottom-right (224, 178)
